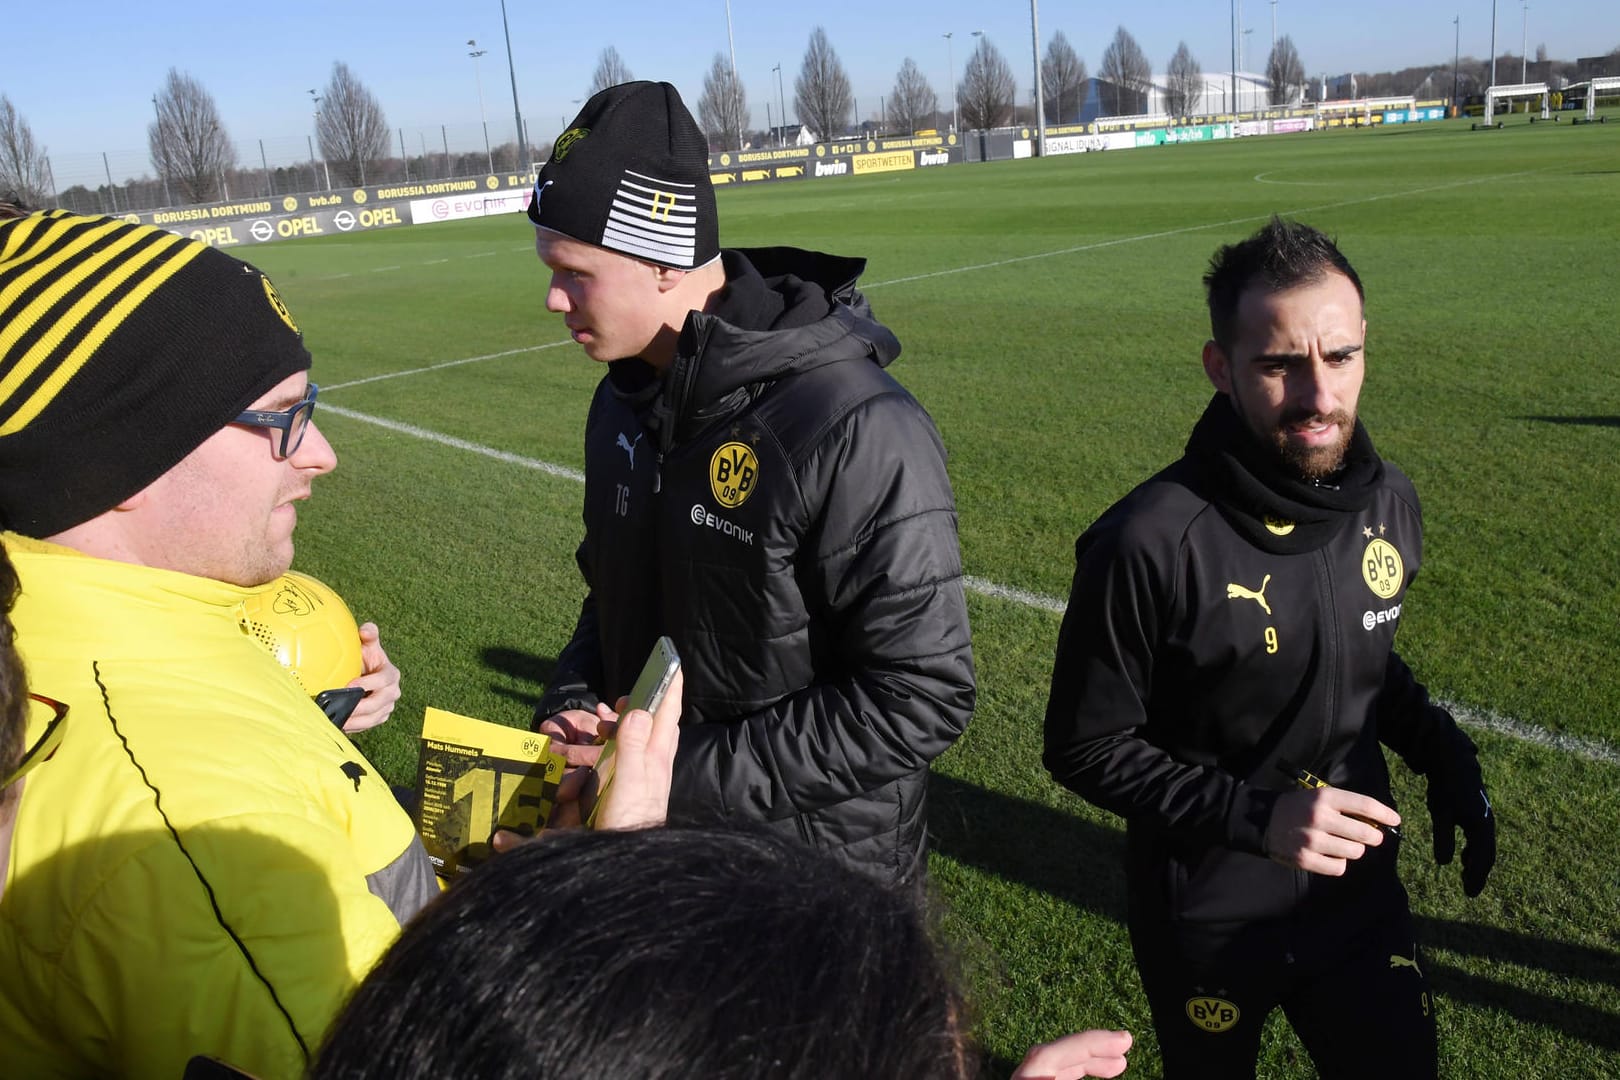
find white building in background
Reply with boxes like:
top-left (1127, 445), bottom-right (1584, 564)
top-left (762, 124), bottom-right (817, 147)
top-left (1149, 70), bottom-right (1290, 116)
top-left (1071, 71), bottom-right (1292, 123)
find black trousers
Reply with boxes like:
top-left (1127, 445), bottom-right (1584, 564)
top-left (1129, 878), bottom-right (1437, 1079)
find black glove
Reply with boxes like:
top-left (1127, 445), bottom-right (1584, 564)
top-left (1425, 754), bottom-right (1496, 897)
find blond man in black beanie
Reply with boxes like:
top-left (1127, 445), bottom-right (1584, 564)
top-left (0, 211), bottom-right (433, 1078)
top-left (528, 82), bottom-right (975, 884)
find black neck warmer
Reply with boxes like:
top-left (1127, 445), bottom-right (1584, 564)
top-left (1187, 393), bottom-right (1385, 555)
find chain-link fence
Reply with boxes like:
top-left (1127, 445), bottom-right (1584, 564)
top-left (44, 120), bottom-right (546, 215)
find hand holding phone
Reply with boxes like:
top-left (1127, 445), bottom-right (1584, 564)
top-left (586, 636), bottom-right (681, 829)
top-left (315, 687), bottom-right (365, 728)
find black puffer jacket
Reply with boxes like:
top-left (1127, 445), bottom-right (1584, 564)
top-left (1045, 395), bottom-right (1478, 922)
top-left (536, 247), bottom-right (975, 883)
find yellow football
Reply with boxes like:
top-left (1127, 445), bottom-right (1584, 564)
top-left (242, 571), bottom-right (364, 695)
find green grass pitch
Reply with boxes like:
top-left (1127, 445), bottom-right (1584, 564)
top-left (248, 116), bottom-right (1620, 1077)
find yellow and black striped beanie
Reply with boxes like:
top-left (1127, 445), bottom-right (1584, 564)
top-left (0, 211), bottom-right (311, 537)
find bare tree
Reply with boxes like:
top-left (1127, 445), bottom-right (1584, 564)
top-left (1165, 42), bottom-right (1203, 117)
top-left (1041, 31), bottom-right (1088, 123)
top-left (0, 96), bottom-right (51, 207)
top-left (589, 47), bottom-right (634, 96)
top-left (1098, 27), bottom-right (1152, 116)
top-left (794, 27), bottom-right (853, 140)
top-left (890, 58), bottom-right (938, 134)
top-left (960, 34), bottom-right (1016, 130)
top-left (148, 69), bottom-right (234, 204)
top-left (316, 62), bottom-right (390, 187)
top-left (697, 53), bottom-right (748, 151)
top-left (1266, 36), bottom-right (1306, 106)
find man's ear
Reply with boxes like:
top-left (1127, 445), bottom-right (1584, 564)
top-left (1201, 339), bottom-right (1232, 394)
top-left (653, 265), bottom-right (686, 294)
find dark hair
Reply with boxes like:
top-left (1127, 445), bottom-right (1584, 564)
top-left (0, 545), bottom-right (28, 798)
top-left (1203, 216), bottom-right (1364, 350)
top-left (314, 826), bottom-right (974, 1080)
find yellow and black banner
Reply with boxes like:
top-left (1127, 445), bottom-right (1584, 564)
top-left (119, 172), bottom-right (533, 246)
top-left (708, 139), bottom-right (962, 187)
top-left (121, 203), bottom-right (412, 249)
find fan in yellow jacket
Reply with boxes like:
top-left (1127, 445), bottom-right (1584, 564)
top-left (0, 536), bottom-right (433, 1078)
top-left (0, 207), bottom-right (434, 1078)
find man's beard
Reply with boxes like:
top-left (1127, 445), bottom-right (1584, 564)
top-left (1268, 405), bottom-right (1356, 482)
top-left (1231, 392), bottom-right (1356, 483)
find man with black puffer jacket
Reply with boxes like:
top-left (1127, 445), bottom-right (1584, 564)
top-left (1044, 217), bottom-right (1495, 1079)
top-left (524, 81), bottom-right (974, 885)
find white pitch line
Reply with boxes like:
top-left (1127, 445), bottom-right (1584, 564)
top-left (1446, 703), bottom-right (1620, 767)
top-left (313, 403), bottom-right (1619, 767)
top-left (303, 162), bottom-right (1568, 292)
top-left (318, 404), bottom-right (584, 482)
top-left (864, 164), bottom-right (1559, 290)
top-left (320, 341), bottom-right (573, 392)
top-left (317, 166), bottom-right (1563, 389)
top-left (1253, 171), bottom-right (1345, 186)
top-left (962, 574), bottom-right (1066, 614)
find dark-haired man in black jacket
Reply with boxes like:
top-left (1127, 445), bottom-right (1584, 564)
top-left (1045, 217), bottom-right (1494, 1078)
top-left (524, 81), bottom-right (973, 884)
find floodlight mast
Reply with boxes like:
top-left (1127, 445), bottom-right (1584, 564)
top-left (773, 63), bottom-right (786, 147)
top-left (724, 0), bottom-right (743, 152)
top-left (1520, 2), bottom-right (1528, 83)
top-left (468, 41), bottom-right (494, 175)
top-left (1030, 0), bottom-right (1046, 154)
top-left (1453, 15), bottom-right (1461, 110)
top-left (1229, 0), bottom-right (1237, 114)
top-left (1490, 0), bottom-right (1498, 88)
top-left (308, 89), bottom-right (331, 190)
top-left (498, 0), bottom-right (527, 168)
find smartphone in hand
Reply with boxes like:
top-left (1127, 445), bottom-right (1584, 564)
top-left (587, 636), bottom-right (680, 828)
top-left (315, 686), bottom-right (365, 728)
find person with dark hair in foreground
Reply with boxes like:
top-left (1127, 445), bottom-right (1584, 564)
top-left (1044, 217), bottom-right (1494, 1078)
top-left (318, 822), bottom-right (1132, 1080)
top-left (317, 826), bottom-right (969, 1079)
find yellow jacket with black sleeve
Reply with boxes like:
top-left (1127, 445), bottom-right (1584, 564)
top-left (0, 536), bottom-right (436, 1079)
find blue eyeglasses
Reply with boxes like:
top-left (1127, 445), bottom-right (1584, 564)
top-left (233, 383), bottom-right (319, 458)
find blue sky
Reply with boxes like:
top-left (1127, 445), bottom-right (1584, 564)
top-left (6, 0), bottom-right (1614, 175)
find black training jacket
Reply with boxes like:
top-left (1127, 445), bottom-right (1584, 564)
top-left (536, 247), bottom-right (975, 883)
top-left (1045, 395), bottom-right (1474, 923)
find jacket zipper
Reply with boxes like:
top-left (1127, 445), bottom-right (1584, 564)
top-left (1296, 548), bottom-right (1342, 904)
top-left (1314, 547), bottom-right (1341, 771)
